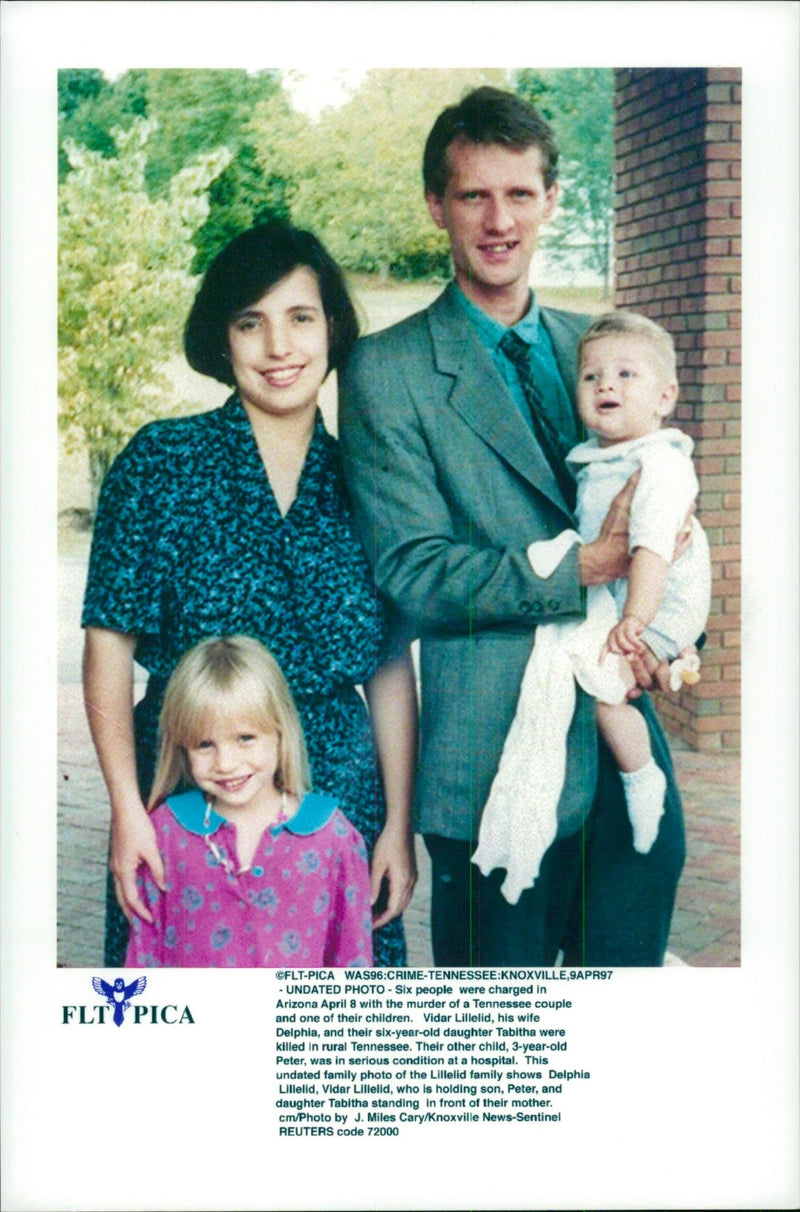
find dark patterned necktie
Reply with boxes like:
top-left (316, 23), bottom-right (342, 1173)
top-left (499, 328), bottom-right (575, 504)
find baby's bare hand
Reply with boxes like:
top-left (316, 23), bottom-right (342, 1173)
top-left (602, 616), bottom-right (646, 659)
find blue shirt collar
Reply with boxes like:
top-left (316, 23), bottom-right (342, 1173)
top-left (450, 281), bottom-right (541, 350)
top-left (164, 789), bottom-right (339, 838)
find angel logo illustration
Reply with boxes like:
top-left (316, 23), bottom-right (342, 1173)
top-left (92, 975), bottom-right (147, 1026)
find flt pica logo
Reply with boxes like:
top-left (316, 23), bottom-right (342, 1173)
top-left (92, 975), bottom-right (147, 1025)
top-left (62, 976), bottom-right (195, 1026)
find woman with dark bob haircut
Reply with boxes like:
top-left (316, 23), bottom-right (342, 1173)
top-left (185, 223), bottom-right (359, 385)
top-left (82, 221), bottom-right (418, 968)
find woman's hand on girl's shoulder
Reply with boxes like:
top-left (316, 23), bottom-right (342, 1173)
top-left (110, 800), bottom-right (166, 924)
top-left (370, 822), bottom-right (417, 930)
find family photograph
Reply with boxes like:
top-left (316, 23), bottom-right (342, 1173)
top-left (57, 66), bottom-right (741, 972)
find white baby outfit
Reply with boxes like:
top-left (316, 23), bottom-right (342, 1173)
top-left (472, 428), bottom-right (711, 904)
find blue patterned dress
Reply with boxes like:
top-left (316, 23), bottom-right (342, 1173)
top-left (82, 394), bottom-right (406, 967)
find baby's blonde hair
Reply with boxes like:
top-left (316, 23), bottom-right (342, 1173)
top-left (148, 635), bottom-right (311, 809)
top-left (578, 310), bottom-right (678, 382)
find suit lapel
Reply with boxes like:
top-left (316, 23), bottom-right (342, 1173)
top-left (427, 290), bottom-right (575, 520)
top-left (540, 308), bottom-right (581, 409)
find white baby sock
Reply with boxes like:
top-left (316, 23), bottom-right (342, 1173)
top-left (620, 759), bottom-right (667, 854)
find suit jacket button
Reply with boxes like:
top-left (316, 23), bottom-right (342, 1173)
top-left (532, 602), bottom-right (543, 613)
top-left (547, 599), bottom-right (560, 610)
top-left (520, 601), bottom-right (532, 613)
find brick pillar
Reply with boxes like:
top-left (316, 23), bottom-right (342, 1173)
top-left (613, 68), bottom-right (741, 753)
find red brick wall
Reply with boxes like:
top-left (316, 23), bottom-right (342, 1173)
top-left (613, 68), bottom-right (741, 752)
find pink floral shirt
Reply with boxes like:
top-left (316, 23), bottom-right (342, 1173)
top-left (126, 790), bottom-right (373, 968)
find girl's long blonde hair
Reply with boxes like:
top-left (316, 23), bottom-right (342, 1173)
top-left (147, 635), bottom-right (311, 810)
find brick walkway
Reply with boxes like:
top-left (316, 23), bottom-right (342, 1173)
top-left (660, 745), bottom-right (740, 965)
top-left (59, 546), bottom-right (740, 969)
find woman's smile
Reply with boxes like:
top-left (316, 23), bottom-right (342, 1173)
top-left (227, 266), bottom-right (329, 422)
top-left (260, 365), bottom-right (306, 388)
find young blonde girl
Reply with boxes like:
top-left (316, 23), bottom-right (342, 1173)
top-left (125, 635), bottom-right (373, 968)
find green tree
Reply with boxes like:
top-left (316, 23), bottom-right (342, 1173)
top-left (58, 69), bottom-right (148, 180)
top-left (192, 142), bottom-right (291, 274)
top-left (58, 119), bottom-right (231, 512)
top-left (140, 70), bottom-right (287, 271)
top-left (58, 68), bottom-right (107, 121)
top-left (515, 69), bottom-right (614, 292)
top-left (140, 70), bottom-right (275, 191)
top-left (250, 68), bottom-right (508, 279)
top-left (59, 70), bottom-right (288, 271)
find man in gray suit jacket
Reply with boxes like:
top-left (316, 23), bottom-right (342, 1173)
top-left (339, 87), bottom-right (685, 966)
